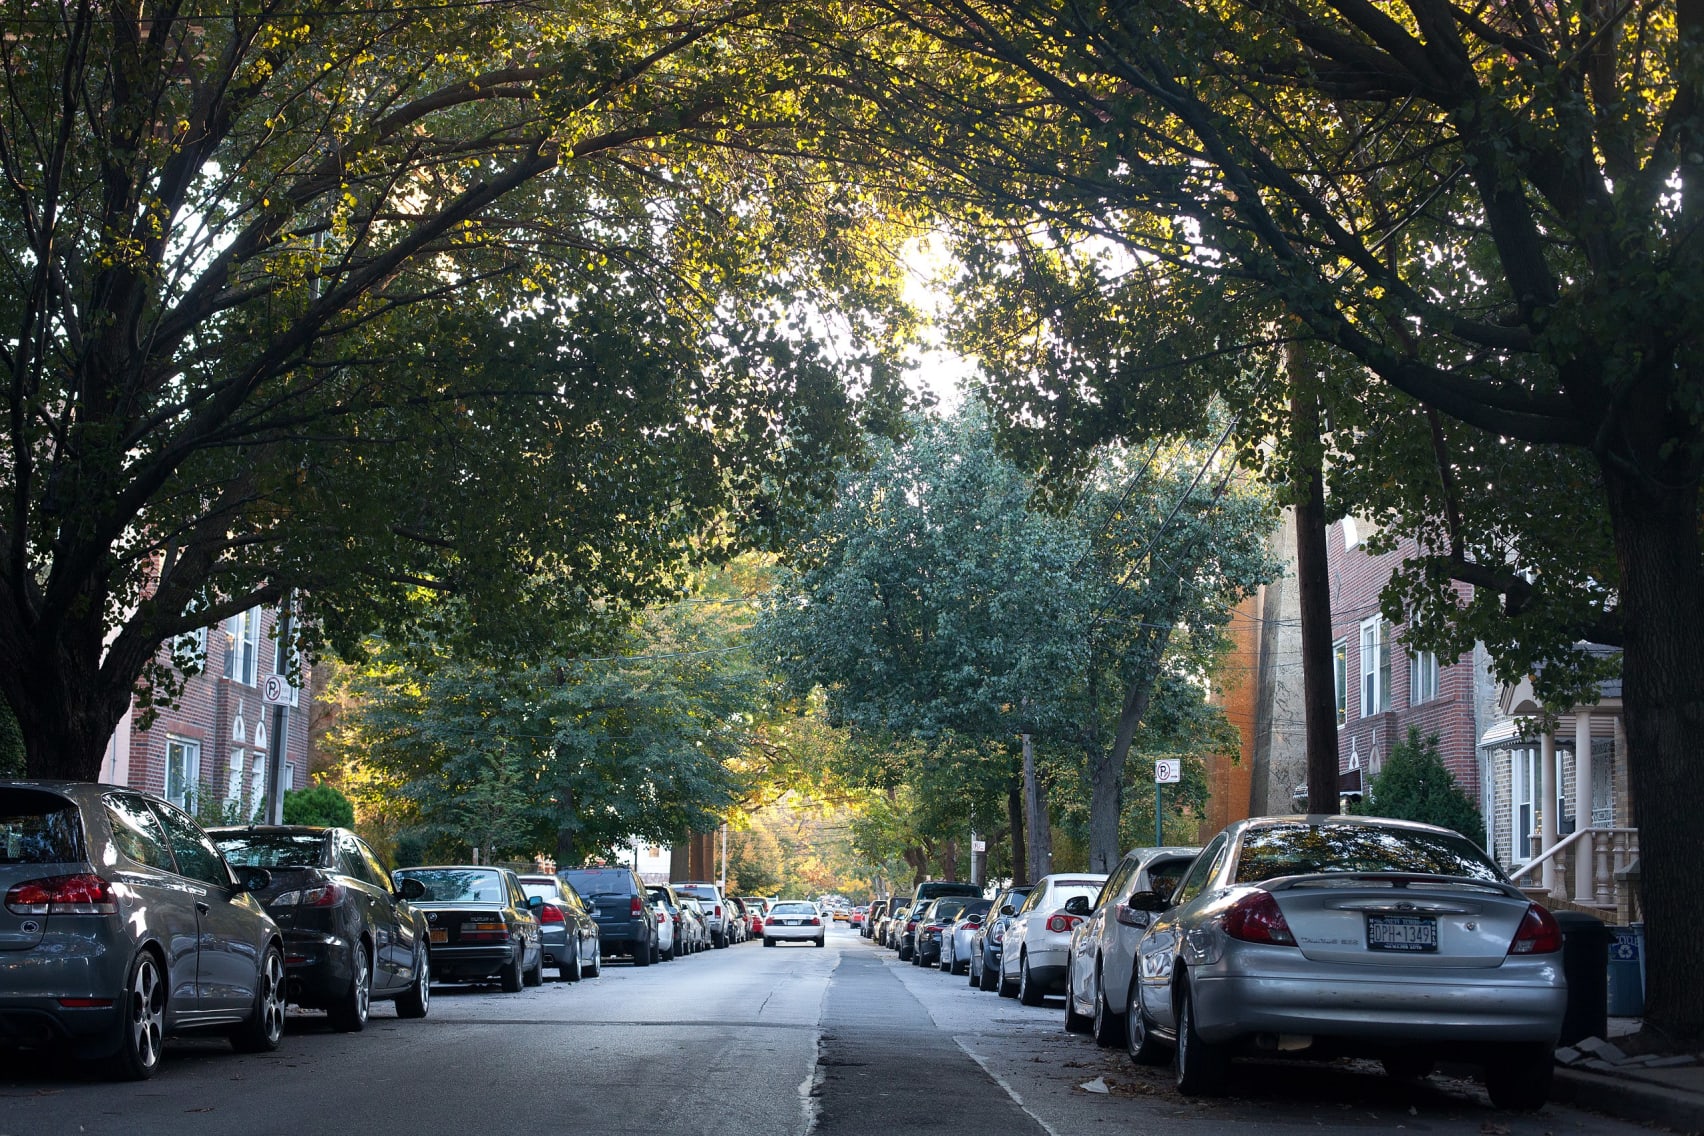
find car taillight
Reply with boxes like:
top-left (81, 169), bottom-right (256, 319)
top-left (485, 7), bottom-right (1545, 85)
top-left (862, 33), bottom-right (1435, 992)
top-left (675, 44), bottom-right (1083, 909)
top-left (807, 916), bottom-right (821, 926)
top-left (1508, 903), bottom-right (1563, 955)
top-left (714, 905), bottom-right (722, 919)
top-left (630, 896), bottom-right (644, 917)
top-left (657, 911), bottom-right (667, 924)
top-left (275, 882), bottom-right (344, 907)
top-left (1221, 890), bottom-right (1296, 946)
top-left (537, 904), bottom-right (565, 925)
top-left (1044, 912), bottom-right (1084, 934)
top-left (5, 873), bottom-right (118, 916)
top-left (461, 921), bottom-right (511, 942)
top-left (991, 929), bottom-right (1004, 944)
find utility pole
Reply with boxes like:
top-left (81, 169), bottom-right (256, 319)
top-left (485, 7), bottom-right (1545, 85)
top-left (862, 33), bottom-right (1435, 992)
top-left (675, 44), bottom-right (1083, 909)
top-left (1290, 355), bottom-right (1340, 814)
top-left (262, 595), bottom-right (295, 825)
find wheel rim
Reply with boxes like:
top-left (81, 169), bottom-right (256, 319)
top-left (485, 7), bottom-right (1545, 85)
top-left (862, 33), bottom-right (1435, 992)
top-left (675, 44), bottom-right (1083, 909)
top-left (1093, 971), bottom-right (1107, 1036)
top-left (1020, 960), bottom-right (1029, 998)
top-left (417, 951), bottom-right (430, 1013)
top-left (1126, 982), bottom-right (1146, 1055)
top-left (353, 946), bottom-right (370, 1023)
top-left (259, 949), bottom-right (286, 1043)
top-left (1176, 994), bottom-right (1193, 1075)
top-left (128, 955), bottom-right (165, 1072)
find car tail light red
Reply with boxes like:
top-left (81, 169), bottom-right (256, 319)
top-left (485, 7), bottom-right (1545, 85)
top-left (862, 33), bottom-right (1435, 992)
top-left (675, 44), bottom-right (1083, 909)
top-left (460, 921), bottom-right (511, 942)
top-left (806, 916), bottom-right (821, 926)
top-left (276, 882), bottom-right (344, 907)
top-left (630, 896), bottom-right (644, 917)
top-left (5, 873), bottom-right (118, 916)
top-left (1044, 911), bottom-right (1084, 934)
top-left (1508, 903), bottom-right (1563, 955)
top-left (537, 904), bottom-right (566, 924)
top-left (1221, 890), bottom-right (1296, 945)
top-left (714, 905), bottom-right (722, 919)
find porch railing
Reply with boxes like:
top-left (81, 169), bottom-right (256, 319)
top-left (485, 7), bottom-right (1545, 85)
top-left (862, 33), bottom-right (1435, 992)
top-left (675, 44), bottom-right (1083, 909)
top-left (1508, 826), bottom-right (1639, 910)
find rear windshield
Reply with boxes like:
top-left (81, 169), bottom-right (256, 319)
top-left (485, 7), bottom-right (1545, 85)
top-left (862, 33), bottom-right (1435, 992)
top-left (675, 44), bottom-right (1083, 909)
top-left (769, 902), bottom-right (815, 915)
top-left (1146, 858), bottom-right (1194, 898)
top-left (562, 869), bottom-right (634, 897)
top-left (1233, 823), bottom-right (1505, 884)
top-left (959, 899), bottom-right (993, 919)
top-left (0, 789), bottom-right (84, 864)
top-left (395, 868), bottom-right (505, 902)
top-left (1050, 885), bottom-right (1101, 909)
top-left (673, 884), bottom-right (717, 901)
top-left (213, 832), bottom-right (325, 868)
top-left (521, 880), bottom-right (562, 901)
top-left (931, 898), bottom-right (970, 921)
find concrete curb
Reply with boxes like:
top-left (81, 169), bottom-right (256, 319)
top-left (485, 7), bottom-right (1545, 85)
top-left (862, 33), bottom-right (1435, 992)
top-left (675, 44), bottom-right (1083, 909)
top-left (1551, 1067), bottom-right (1704, 1134)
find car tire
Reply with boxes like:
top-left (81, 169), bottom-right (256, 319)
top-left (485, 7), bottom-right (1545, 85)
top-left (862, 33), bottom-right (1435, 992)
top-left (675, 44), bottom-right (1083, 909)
top-left (103, 949), bottom-right (167, 1081)
top-left (500, 947), bottom-right (525, 992)
top-left (814, 936), bottom-right (825, 948)
top-left (966, 957), bottom-right (980, 986)
top-left (764, 936), bottom-right (776, 947)
top-left (980, 957), bottom-right (999, 992)
top-left (1485, 1044), bottom-right (1553, 1111)
top-left (329, 940), bottom-right (372, 1032)
top-left (633, 938), bottom-right (652, 968)
top-left (1124, 978), bottom-right (1167, 1065)
top-left (998, 960), bottom-right (1018, 998)
top-left (1173, 983), bottom-right (1229, 1097)
top-left (396, 948), bottom-right (430, 1019)
top-left (525, 947), bottom-right (544, 986)
top-left (1064, 983), bottom-right (1093, 1034)
top-left (1091, 964), bottom-right (1123, 1048)
top-left (1018, 956), bottom-right (1045, 1006)
top-left (713, 931), bottom-right (727, 949)
top-left (230, 944), bottom-right (288, 1054)
top-left (585, 949), bottom-right (601, 978)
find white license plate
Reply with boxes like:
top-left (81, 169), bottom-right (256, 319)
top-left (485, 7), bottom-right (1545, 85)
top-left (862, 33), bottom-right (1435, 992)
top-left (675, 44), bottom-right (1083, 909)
top-left (1366, 914), bottom-right (1437, 952)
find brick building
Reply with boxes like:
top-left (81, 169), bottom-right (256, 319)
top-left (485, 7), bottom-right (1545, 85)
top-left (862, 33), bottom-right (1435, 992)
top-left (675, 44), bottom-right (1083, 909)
top-left (97, 605), bottom-right (312, 823)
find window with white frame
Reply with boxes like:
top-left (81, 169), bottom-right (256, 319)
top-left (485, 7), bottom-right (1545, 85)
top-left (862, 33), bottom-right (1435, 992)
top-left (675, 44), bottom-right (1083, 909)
top-left (1359, 618), bottom-right (1390, 716)
top-left (1332, 638), bottom-right (1348, 726)
top-left (165, 737), bottom-right (201, 810)
top-left (223, 608), bottom-right (261, 685)
top-left (1411, 649), bottom-right (1439, 704)
top-left (1342, 518), bottom-right (1360, 550)
top-left (249, 754), bottom-right (268, 815)
top-left (226, 751), bottom-right (246, 812)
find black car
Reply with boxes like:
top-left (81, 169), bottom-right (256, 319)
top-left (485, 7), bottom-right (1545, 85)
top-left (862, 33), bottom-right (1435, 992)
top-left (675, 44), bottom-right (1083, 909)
top-left (901, 881), bottom-right (982, 960)
top-left (211, 825), bottom-right (431, 1029)
top-left (914, 896), bottom-right (973, 967)
top-left (392, 866), bottom-right (543, 991)
top-left (560, 866), bottom-right (657, 965)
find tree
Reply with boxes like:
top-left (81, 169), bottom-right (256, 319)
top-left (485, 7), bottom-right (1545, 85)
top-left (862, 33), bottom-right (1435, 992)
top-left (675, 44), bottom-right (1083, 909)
top-left (282, 784), bottom-right (357, 828)
top-left (0, 0), bottom-right (909, 782)
top-left (1351, 728), bottom-right (1486, 845)
top-left (839, 0), bottom-right (1704, 1042)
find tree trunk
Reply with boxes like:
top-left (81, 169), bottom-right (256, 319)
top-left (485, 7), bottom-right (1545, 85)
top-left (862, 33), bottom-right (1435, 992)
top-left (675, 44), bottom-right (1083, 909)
top-left (1007, 779), bottom-right (1028, 887)
top-left (942, 837), bottom-right (959, 882)
top-left (1089, 625), bottom-right (1177, 871)
top-left (1022, 732), bottom-right (1053, 879)
top-left (1603, 466), bottom-right (1704, 1043)
top-left (1291, 381), bottom-right (1340, 814)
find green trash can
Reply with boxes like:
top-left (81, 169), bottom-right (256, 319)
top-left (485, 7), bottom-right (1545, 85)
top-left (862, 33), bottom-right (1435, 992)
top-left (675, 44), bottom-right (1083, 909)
top-left (1607, 923), bottom-right (1645, 1017)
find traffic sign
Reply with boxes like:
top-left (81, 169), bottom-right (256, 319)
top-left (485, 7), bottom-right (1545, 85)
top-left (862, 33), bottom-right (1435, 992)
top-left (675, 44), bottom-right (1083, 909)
top-left (261, 674), bottom-right (297, 707)
top-left (1154, 759), bottom-right (1181, 784)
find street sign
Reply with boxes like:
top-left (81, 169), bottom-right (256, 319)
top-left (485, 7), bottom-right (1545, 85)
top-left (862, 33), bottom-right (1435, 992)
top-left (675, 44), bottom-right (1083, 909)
top-left (261, 674), bottom-right (298, 707)
top-left (1154, 758), bottom-right (1181, 784)
top-left (971, 839), bottom-right (987, 852)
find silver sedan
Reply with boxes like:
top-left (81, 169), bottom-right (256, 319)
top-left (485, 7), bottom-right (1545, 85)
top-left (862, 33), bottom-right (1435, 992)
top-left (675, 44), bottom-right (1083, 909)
top-left (1128, 815), bottom-right (1567, 1110)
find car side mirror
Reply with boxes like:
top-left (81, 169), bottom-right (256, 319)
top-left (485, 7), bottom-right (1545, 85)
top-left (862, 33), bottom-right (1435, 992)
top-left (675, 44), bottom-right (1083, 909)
top-left (396, 878), bottom-right (427, 901)
top-left (1063, 895), bottom-right (1091, 916)
top-left (1125, 889), bottom-right (1170, 913)
top-left (527, 895), bottom-right (544, 909)
top-left (999, 903), bottom-right (1015, 916)
top-left (235, 867), bottom-right (272, 893)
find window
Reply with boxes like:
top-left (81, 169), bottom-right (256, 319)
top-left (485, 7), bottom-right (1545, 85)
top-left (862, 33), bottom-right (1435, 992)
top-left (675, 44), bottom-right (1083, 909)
top-left (1411, 649), bottom-right (1439, 705)
top-left (1173, 835), bottom-right (1227, 905)
top-left (105, 793), bottom-right (175, 871)
top-left (164, 737), bottom-right (200, 810)
top-left (151, 800), bottom-right (232, 888)
top-left (248, 755), bottom-right (267, 816)
top-left (1342, 517), bottom-right (1360, 550)
top-left (1359, 618), bottom-right (1390, 716)
top-left (225, 750), bottom-right (246, 813)
top-left (223, 608), bottom-right (261, 685)
top-left (1332, 638), bottom-right (1348, 726)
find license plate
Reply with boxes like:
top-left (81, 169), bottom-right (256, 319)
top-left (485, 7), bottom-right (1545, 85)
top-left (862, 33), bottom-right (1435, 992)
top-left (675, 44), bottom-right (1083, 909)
top-left (780, 919), bottom-right (797, 925)
top-left (1366, 914), bottom-right (1437, 952)
top-left (429, 929), bottom-right (448, 943)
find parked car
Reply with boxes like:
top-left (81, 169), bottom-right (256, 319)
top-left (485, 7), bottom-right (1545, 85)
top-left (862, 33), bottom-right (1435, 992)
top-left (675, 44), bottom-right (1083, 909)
top-left (941, 898), bottom-right (993, 974)
top-left (863, 900), bottom-right (887, 939)
top-left (899, 881), bottom-right (982, 960)
top-left (1062, 846), bottom-right (1199, 1045)
top-left (915, 896), bottom-right (974, 967)
top-left (726, 895), bottom-right (749, 943)
top-left (969, 886), bottom-right (1031, 991)
top-left (998, 872), bottom-right (1108, 1004)
top-left (851, 905), bottom-right (868, 930)
top-left (678, 896), bottom-right (711, 953)
top-left (0, 782), bottom-right (288, 1079)
top-left (211, 824), bottom-right (432, 1029)
top-left (1127, 815), bottom-right (1567, 1109)
top-left (519, 874), bottom-right (601, 981)
top-left (762, 899), bottom-right (825, 947)
top-left (647, 885), bottom-right (685, 961)
top-left (561, 866), bottom-right (656, 966)
top-left (392, 865), bottom-right (543, 990)
top-left (884, 905), bottom-right (910, 950)
top-left (672, 882), bottom-right (733, 948)
top-left (741, 896), bottom-right (769, 938)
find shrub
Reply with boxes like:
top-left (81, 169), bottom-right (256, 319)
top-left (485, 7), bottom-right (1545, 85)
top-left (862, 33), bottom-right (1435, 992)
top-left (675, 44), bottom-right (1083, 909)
top-left (1351, 727), bottom-right (1486, 845)
top-left (282, 784), bottom-right (356, 828)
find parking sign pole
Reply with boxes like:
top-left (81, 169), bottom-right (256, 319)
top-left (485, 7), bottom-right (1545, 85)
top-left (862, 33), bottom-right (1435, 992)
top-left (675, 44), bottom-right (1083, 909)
top-left (1155, 779), bottom-right (1162, 847)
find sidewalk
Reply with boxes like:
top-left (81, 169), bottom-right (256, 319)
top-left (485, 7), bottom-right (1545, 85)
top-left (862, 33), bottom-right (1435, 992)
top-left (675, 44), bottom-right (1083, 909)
top-left (1550, 1018), bottom-right (1704, 1134)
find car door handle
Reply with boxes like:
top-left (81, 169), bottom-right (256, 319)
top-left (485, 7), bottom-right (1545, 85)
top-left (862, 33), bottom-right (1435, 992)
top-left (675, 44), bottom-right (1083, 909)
top-left (196, 901), bottom-right (210, 915)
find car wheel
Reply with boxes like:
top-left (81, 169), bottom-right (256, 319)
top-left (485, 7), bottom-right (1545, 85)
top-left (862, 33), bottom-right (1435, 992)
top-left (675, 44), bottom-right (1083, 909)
top-left (103, 950), bottom-right (166, 1080)
top-left (967, 956), bottom-right (980, 987)
top-left (1173, 983), bottom-right (1229, 1097)
top-left (1063, 962), bottom-right (1093, 1034)
top-left (980, 957), bottom-right (999, 992)
top-left (815, 936), bottom-right (825, 948)
top-left (1018, 956), bottom-right (1045, 1006)
top-left (500, 947), bottom-right (525, 992)
top-left (585, 949), bottom-right (601, 978)
top-left (633, 938), bottom-right (652, 968)
top-left (650, 941), bottom-right (661, 964)
top-left (230, 944), bottom-right (288, 1054)
top-left (1485, 1044), bottom-right (1553, 1111)
top-left (526, 948), bottom-right (544, 986)
top-left (997, 957), bottom-right (1018, 998)
top-left (396, 948), bottom-right (430, 1019)
top-left (1091, 964), bottom-right (1123, 1048)
top-left (1124, 978), bottom-right (1167, 1065)
top-left (764, 936), bottom-right (776, 947)
top-left (898, 944), bottom-right (912, 961)
top-left (329, 941), bottom-right (372, 1031)
top-left (713, 931), bottom-right (727, 949)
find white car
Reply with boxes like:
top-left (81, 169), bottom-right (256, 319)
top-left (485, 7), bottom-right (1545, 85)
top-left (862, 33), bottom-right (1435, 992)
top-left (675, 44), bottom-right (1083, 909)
top-left (999, 872), bottom-right (1109, 1004)
top-left (762, 900), bottom-right (826, 947)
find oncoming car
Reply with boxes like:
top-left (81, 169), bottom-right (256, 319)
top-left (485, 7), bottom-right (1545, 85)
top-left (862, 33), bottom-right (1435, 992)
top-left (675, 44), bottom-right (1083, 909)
top-left (761, 900), bottom-right (825, 947)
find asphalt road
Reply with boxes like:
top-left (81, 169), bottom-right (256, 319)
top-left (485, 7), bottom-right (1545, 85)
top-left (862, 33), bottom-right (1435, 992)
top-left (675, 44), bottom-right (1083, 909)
top-left (0, 924), bottom-right (1662, 1135)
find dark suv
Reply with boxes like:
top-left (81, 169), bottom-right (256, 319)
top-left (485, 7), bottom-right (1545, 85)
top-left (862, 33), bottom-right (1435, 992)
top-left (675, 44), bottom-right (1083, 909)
top-left (900, 881), bottom-right (982, 960)
top-left (560, 866), bottom-right (656, 966)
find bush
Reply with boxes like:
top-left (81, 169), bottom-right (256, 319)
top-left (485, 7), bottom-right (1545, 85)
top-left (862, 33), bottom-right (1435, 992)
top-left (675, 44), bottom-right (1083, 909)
top-left (282, 784), bottom-right (356, 828)
top-left (1351, 727), bottom-right (1486, 845)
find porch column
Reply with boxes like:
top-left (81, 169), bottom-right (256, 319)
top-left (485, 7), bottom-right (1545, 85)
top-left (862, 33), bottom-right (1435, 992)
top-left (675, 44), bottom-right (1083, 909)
top-left (1539, 730), bottom-right (1558, 894)
top-left (1574, 712), bottom-right (1595, 905)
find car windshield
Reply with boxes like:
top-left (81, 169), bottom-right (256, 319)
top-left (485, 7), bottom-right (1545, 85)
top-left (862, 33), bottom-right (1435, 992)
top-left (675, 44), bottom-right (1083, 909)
top-left (769, 902), bottom-right (815, 915)
top-left (395, 868), bottom-right (505, 902)
top-left (213, 831), bottom-right (324, 868)
top-left (562, 869), bottom-right (631, 897)
top-left (0, 789), bottom-right (84, 864)
top-left (1050, 885), bottom-right (1101, 909)
top-left (1232, 823), bottom-right (1506, 884)
top-left (520, 881), bottom-right (561, 901)
top-left (1147, 859), bottom-right (1194, 897)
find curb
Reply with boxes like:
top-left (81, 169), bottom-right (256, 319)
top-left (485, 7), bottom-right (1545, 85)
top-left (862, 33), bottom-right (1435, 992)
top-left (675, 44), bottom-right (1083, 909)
top-left (1551, 1067), bottom-right (1704, 1134)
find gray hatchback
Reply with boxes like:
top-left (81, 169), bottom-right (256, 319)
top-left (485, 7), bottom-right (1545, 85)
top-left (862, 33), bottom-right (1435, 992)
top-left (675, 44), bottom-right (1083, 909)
top-left (0, 781), bottom-right (287, 1079)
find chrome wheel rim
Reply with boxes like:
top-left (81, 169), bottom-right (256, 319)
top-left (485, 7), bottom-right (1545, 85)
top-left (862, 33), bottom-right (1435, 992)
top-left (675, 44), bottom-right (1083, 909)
top-left (417, 951), bottom-right (430, 1013)
top-left (129, 955), bottom-right (165, 1072)
top-left (1126, 983), bottom-right (1146, 1055)
top-left (259, 949), bottom-right (286, 1043)
top-left (353, 946), bottom-right (370, 1024)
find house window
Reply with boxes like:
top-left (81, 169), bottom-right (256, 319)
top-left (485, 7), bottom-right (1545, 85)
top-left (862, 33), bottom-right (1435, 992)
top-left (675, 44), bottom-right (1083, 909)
top-left (165, 737), bottom-right (201, 811)
top-left (1332, 638), bottom-right (1348, 726)
top-left (1411, 650), bottom-right (1439, 704)
top-left (249, 755), bottom-right (268, 816)
top-left (1359, 618), bottom-right (1389, 716)
top-left (223, 608), bottom-right (261, 686)
top-left (1342, 518), bottom-right (1360, 550)
top-left (226, 750), bottom-right (246, 813)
